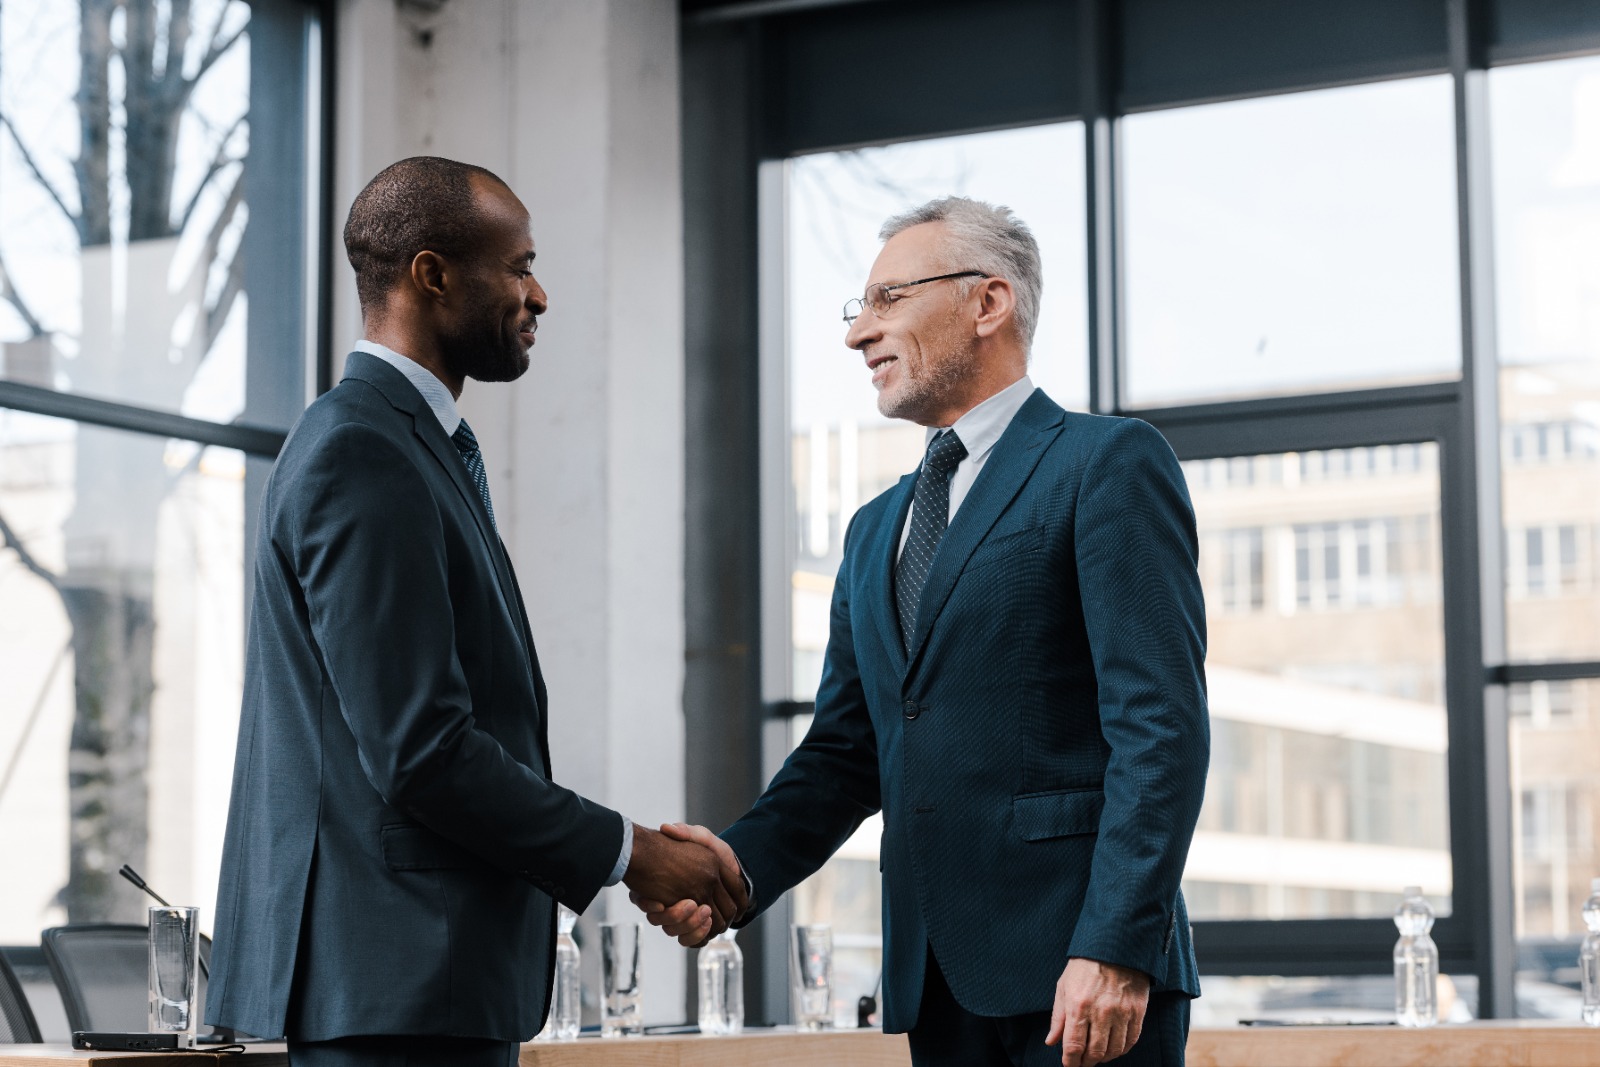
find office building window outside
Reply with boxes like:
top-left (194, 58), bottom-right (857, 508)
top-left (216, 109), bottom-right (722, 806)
top-left (1489, 53), bottom-right (1600, 1018)
top-left (781, 123), bottom-right (1088, 1024)
top-left (1181, 446), bottom-right (1451, 921)
top-left (1122, 76), bottom-right (1460, 406)
top-left (0, 0), bottom-right (317, 941)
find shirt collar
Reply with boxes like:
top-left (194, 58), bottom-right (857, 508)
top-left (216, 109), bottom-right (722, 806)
top-left (354, 339), bottom-right (462, 436)
top-left (928, 374), bottom-right (1036, 463)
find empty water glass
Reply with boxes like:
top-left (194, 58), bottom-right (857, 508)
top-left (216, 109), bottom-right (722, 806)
top-left (600, 921), bottom-right (643, 1037)
top-left (148, 906), bottom-right (199, 1040)
top-left (790, 923), bottom-right (833, 1030)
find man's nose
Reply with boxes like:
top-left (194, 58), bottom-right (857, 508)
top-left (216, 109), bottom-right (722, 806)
top-left (526, 276), bottom-right (549, 316)
top-left (845, 307), bottom-right (878, 351)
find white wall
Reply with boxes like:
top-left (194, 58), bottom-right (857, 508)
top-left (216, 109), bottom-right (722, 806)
top-left (335, 0), bottom-right (688, 1024)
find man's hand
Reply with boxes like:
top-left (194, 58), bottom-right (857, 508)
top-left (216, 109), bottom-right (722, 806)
top-left (621, 824), bottom-right (747, 943)
top-left (1044, 958), bottom-right (1150, 1067)
top-left (629, 822), bottom-right (747, 948)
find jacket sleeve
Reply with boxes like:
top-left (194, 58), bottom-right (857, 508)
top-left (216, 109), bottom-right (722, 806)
top-left (1066, 417), bottom-right (1209, 979)
top-left (287, 421), bottom-right (624, 911)
top-left (721, 510), bottom-right (882, 918)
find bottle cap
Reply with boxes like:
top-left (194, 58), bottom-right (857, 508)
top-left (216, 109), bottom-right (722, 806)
top-left (1403, 885), bottom-right (1423, 898)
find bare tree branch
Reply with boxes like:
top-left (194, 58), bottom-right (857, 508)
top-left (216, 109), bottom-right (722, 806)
top-left (0, 507), bottom-right (62, 592)
top-left (186, 166), bottom-right (244, 296)
top-left (0, 245), bottom-right (47, 337)
top-left (174, 114), bottom-right (245, 232)
top-left (0, 113), bottom-right (80, 228)
top-left (204, 241), bottom-right (246, 355)
top-left (0, 638), bottom-right (72, 811)
top-left (188, 17), bottom-right (246, 90)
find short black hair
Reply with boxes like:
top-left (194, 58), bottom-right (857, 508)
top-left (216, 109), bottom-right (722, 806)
top-left (343, 156), bottom-right (509, 313)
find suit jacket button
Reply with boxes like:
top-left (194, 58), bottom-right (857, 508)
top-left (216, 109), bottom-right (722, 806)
top-left (903, 701), bottom-right (920, 720)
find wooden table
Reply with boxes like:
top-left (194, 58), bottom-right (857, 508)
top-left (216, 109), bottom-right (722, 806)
top-left (4, 1023), bottom-right (1598, 1066)
top-left (1186, 1020), bottom-right (1600, 1066)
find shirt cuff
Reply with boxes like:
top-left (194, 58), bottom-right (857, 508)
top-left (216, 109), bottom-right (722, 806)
top-left (605, 817), bottom-right (633, 887)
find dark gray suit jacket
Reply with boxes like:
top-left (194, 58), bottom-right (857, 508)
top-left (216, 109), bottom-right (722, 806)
top-left (206, 352), bottom-right (623, 1042)
top-left (723, 390), bottom-right (1209, 1032)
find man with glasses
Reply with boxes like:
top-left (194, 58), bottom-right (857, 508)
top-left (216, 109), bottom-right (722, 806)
top-left (643, 197), bottom-right (1208, 1066)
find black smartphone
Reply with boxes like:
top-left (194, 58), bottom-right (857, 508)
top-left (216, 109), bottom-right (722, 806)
top-left (72, 1031), bottom-right (187, 1051)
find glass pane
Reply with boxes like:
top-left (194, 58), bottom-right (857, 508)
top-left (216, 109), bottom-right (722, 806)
top-left (1123, 77), bottom-right (1460, 405)
top-left (0, 409), bottom-right (245, 936)
top-left (1509, 678), bottom-right (1600, 1020)
top-left (0, 0), bottom-right (263, 423)
top-left (1195, 974), bottom-right (1478, 1026)
top-left (1489, 55), bottom-right (1600, 662)
top-left (787, 122), bottom-right (1087, 698)
top-left (1181, 445), bottom-right (1451, 920)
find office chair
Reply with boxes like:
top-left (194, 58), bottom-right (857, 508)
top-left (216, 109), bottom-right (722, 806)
top-left (0, 950), bottom-right (42, 1043)
top-left (40, 923), bottom-right (220, 1038)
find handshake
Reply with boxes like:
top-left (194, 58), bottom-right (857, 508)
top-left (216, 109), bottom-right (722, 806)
top-left (621, 822), bottom-right (746, 948)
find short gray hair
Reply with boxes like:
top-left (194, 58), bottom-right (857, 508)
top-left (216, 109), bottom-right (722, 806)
top-left (879, 196), bottom-right (1042, 347)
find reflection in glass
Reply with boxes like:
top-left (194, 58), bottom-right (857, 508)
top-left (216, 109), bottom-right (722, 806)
top-left (0, 0), bottom-right (252, 423)
top-left (1181, 445), bottom-right (1451, 921)
top-left (1123, 77), bottom-right (1460, 405)
top-left (1194, 974), bottom-right (1478, 1026)
top-left (1489, 54), bottom-right (1600, 664)
top-left (1489, 53), bottom-right (1600, 1019)
top-left (0, 410), bottom-right (244, 937)
top-left (1509, 678), bottom-right (1600, 1019)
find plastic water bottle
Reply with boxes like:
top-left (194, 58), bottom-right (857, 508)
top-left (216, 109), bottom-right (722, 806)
top-left (697, 929), bottom-right (744, 1035)
top-left (1582, 877), bottom-right (1600, 1027)
top-left (1393, 886), bottom-right (1439, 1027)
top-left (538, 905), bottom-right (582, 1041)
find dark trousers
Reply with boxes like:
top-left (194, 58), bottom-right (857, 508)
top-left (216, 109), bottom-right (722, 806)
top-left (287, 1035), bottom-right (520, 1067)
top-left (907, 950), bottom-right (1190, 1067)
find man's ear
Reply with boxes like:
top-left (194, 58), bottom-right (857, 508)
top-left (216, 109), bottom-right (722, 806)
top-left (972, 276), bottom-right (1016, 339)
top-left (409, 250), bottom-right (448, 302)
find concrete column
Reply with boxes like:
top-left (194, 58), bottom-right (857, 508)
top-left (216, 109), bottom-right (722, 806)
top-left (334, 0), bottom-right (688, 1023)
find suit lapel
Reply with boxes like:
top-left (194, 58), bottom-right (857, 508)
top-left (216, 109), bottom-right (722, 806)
top-left (869, 473), bottom-right (917, 673)
top-left (905, 390), bottom-right (1065, 672)
top-left (342, 352), bottom-right (536, 668)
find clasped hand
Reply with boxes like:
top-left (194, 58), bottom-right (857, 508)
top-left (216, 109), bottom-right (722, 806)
top-left (621, 822), bottom-right (747, 946)
top-left (625, 822), bottom-right (743, 948)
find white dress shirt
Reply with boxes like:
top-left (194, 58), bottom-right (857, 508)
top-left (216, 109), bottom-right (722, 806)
top-left (354, 339), bottom-right (634, 886)
top-left (898, 374), bottom-right (1036, 557)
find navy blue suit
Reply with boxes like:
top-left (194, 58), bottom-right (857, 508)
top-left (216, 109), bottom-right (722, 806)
top-left (723, 389), bottom-right (1208, 1033)
top-left (206, 353), bottom-right (623, 1043)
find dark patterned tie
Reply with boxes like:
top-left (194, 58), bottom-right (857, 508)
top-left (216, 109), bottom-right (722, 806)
top-left (451, 418), bottom-right (498, 533)
top-left (895, 429), bottom-right (967, 653)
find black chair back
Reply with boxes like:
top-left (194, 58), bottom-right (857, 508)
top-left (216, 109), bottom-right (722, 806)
top-left (40, 923), bottom-right (216, 1036)
top-left (0, 950), bottom-right (42, 1043)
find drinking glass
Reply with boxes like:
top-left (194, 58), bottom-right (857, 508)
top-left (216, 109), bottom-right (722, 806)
top-left (790, 923), bottom-right (833, 1030)
top-left (600, 921), bottom-right (643, 1037)
top-left (148, 906), bottom-right (199, 1040)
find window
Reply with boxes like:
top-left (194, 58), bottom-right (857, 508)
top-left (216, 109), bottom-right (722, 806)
top-left (1122, 77), bottom-right (1461, 406)
top-left (1183, 447), bottom-right (1450, 921)
top-left (1490, 54), bottom-right (1600, 662)
top-left (0, 0), bottom-right (321, 940)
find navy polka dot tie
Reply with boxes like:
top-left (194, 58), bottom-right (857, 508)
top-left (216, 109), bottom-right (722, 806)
top-left (451, 418), bottom-right (498, 533)
top-left (895, 429), bottom-right (966, 653)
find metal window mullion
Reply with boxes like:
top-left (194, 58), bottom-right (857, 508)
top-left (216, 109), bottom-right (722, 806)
top-left (1081, 0), bottom-right (1122, 416)
top-left (0, 380), bottom-right (286, 457)
top-left (1446, 0), bottom-right (1515, 1020)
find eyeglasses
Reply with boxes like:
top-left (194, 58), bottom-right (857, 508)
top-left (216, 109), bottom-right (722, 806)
top-left (842, 270), bottom-right (988, 325)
